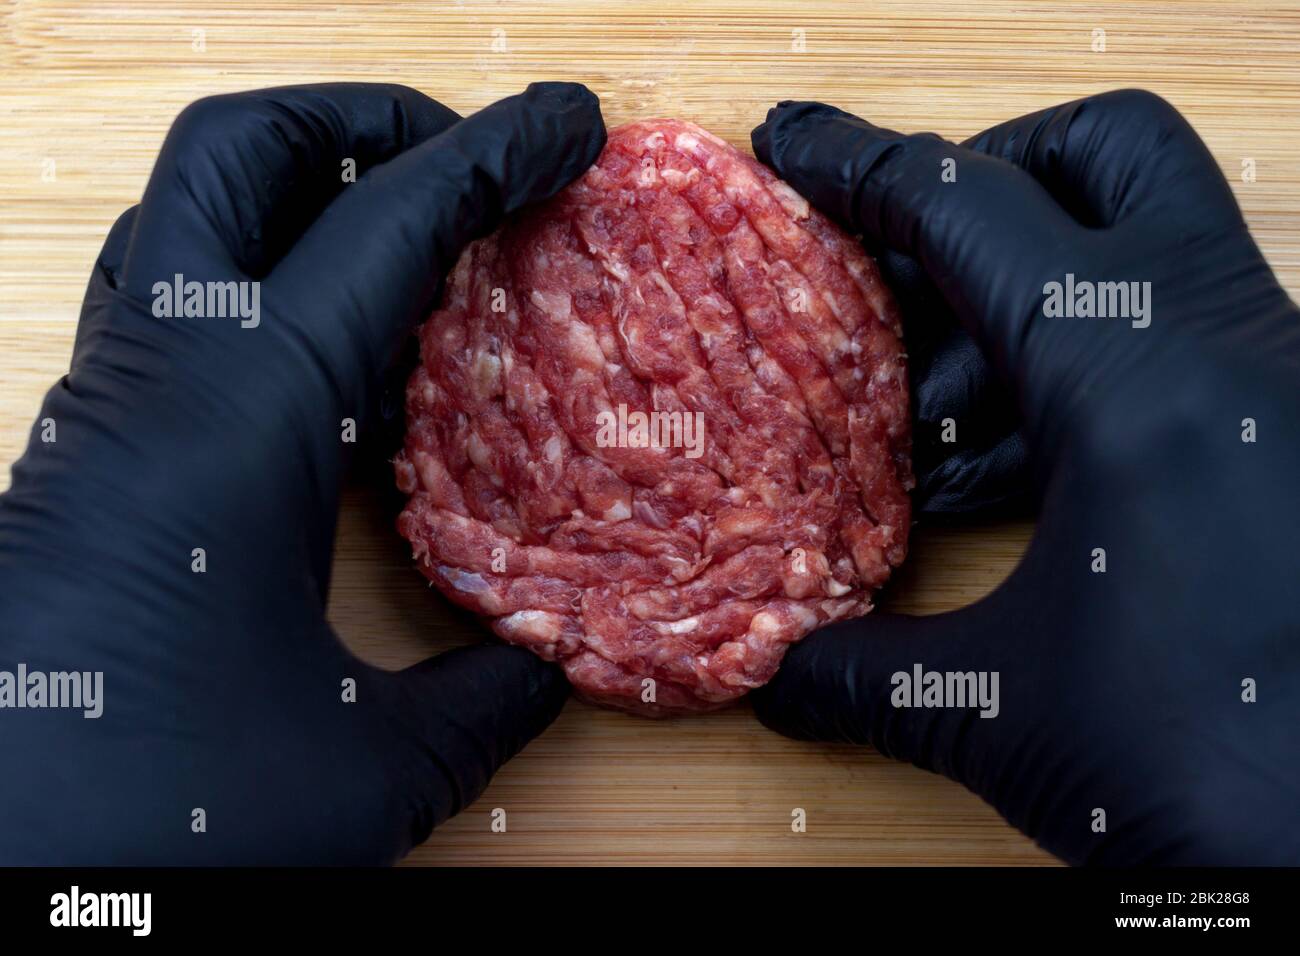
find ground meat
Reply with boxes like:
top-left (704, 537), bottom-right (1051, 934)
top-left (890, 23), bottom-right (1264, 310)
top-left (395, 119), bottom-right (913, 716)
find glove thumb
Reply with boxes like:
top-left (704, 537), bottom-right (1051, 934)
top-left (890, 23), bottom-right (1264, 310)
top-left (383, 644), bottom-right (569, 851)
top-left (751, 598), bottom-right (1012, 787)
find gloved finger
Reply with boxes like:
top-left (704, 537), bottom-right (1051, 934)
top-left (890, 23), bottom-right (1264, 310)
top-left (911, 327), bottom-right (1019, 446)
top-left (383, 644), bottom-right (569, 851)
top-left (877, 247), bottom-right (953, 359)
top-left (72, 204), bottom-right (139, 367)
top-left (122, 83), bottom-right (463, 295)
top-left (878, 242), bottom-right (1031, 519)
top-left (913, 429), bottom-right (1032, 516)
top-left (870, 89), bottom-right (1235, 356)
top-left (265, 82), bottom-right (605, 415)
top-left (91, 204), bottom-right (138, 291)
top-left (752, 102), bottom-right (1099, 441)
top-left (963, 88), bottom-right (1242, 232)
top-left (751, 601), bottom-right (1012, 786)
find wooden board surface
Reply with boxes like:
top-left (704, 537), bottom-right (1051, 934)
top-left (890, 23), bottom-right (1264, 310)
top-left (3, 1), bottom-right (1298, 865)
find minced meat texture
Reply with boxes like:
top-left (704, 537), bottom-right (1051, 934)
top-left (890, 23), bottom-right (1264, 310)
top-left (395, 119), bottom-right (913, 715)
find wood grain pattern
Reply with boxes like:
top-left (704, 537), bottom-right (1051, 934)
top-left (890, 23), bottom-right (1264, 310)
top-left (2, 1), bottom-right (1298, 865)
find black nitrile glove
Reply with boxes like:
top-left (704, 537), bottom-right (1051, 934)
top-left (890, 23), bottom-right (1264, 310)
top-left (751, 90), bottom-right (1300, 864)
top-left (0, 82), bottom-right (606, 864)
top-left (879, 248), bottom-right (1029, 518)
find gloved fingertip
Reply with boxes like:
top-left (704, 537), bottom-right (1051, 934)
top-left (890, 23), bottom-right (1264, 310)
top-left (751, 102), bottom-right (909, 236)
top-left (749, 673), bottom-right (813, 740)
top-left (463, 82), bottom-right (607, 219)
top-left (749, 624), bottom-right (866, 743)
top-left (914, 429), bottom-right (1034, 518)
top-left (520, 80), bottom-right (602, 114)
top-left (400, 643), bottom-right (570, 743)
top-left (397, 643), bottom-right (569, 775)
top-left (752, 101), bottom-right (843, 168)
top-left (387, 644), bottom-right (570, 843)
top-left (752, 608), bottom-right (992, 749)
top-left (754, 100), bottom-right (863, 166)
top-left (766, 100), bottom-right (852, 126)
top-left (97, 205), bottom-right (141, 289)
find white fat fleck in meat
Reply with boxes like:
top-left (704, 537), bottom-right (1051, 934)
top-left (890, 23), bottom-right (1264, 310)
top-left (440, 567), bottom-right (490, 595)
top-left (829, 331), bottom-right (863, 369)
top-left (649, 270), bottom-right (681, 303)
top-left (543, 436), bottom-right (563, 464)
top-left (660, 167), bottom-right (699, 189)
top-left (677, 514), bottom-right (704, 537)
top-left (643, 130), bottom-right (667, 149)
top-left (821, 598), bottom-right (864, 620)
top-left (617, 306), bottom-right (640, 354)
top-left (820, 292), bottom-right (842, 320)
top-left (566, 319), bottom-right (606, 368)
top-left (674, 131), bottom-right (700, 153)
top-left (471, 351), bottom-right (502, 399)
top-left (752, 605), bottom-right (818, 637)
top-left (676, 125), bottom-right (729, 150)
top-left (597, 256), bottom-right (630, 282)
top-left (656, 616), bottom-right (700, 635)
top-left (438, 566), bottom-right (505, 614)
top-left (601, 497), bottom-right (633, 522)
top-left (498, 609), bottom-right (563, 643)
top-left (825, 578), bottom-right (852, 597)
top-left (697, 293), bottom-right (727, 314)
top-left (415, 453), bottom-right (450, 495)
top-left (768, 180), bottom-right (811, 220)
top-left (632, 497), bottom-right (672, 529)
top-left (663, 554), bottom-right (697, 581)
top-left (530, 289), bottom-right (572, 319)
top-left (465, 431), bottom-right (503, 487)
top-left (789, 605), bottom-right (820, 631)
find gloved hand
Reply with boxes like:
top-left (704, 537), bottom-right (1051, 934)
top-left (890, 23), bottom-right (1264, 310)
top-left (0, 82), bottom-right (606, 864)
top-left (750, 89), bottom-right (1300, 864)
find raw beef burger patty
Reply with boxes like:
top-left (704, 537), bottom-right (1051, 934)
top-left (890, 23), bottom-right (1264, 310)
top-left (396, 119), bottom-right (913, 715)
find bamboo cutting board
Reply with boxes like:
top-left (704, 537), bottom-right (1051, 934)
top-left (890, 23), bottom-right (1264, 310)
top-left (3, 1), bottom-right (1299, 865)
